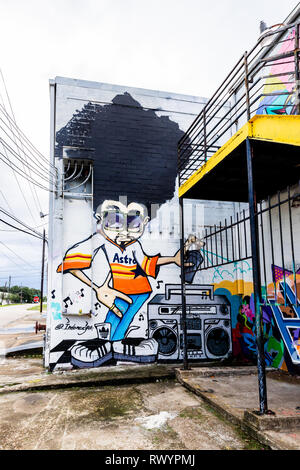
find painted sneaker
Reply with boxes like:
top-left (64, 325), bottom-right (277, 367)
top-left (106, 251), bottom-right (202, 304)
top-left (70, 339), bottom-right (113, 368)
top-left (113, 338), bottom-right (158, 363)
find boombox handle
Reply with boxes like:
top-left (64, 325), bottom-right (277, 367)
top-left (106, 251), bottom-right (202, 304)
top-left (165, 284), bottom-right (214, 300)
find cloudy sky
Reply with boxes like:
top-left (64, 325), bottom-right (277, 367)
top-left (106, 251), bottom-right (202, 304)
top-left (0, 0), bottom-right (298, 289)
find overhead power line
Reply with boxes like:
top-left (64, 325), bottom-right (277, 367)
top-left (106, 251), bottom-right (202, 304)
top-left (0, 69), bottom-right (55, 170)
top-left (0, 72), bottom-right (49, 224)
top-left (0, 244), bottom-right (38, 271)
top-left (0, 273), bottom-right (45, 280)
top-left (0, 219), bottom-right (45, 241)
top-left (0, 108), bottom-right (57, 179)
top-left (0, 116), bottom-right (57, 180)
top-left (0, 241), bottom-right (38, 269)
top-left (0, 206), bottom-right (45, 239)
top-left (0, 267), bottom-right (41, 274)
top-left (0, 70), bottom-right (57, 235)
top-left (0, 71), bottom-right (42, 223)
top-left (0, 138), bottom-right (53, 184)
top-left (0, 110), bottom-right (38, 221)
top-left (0, 86), bottom-right (44, 216)
top-left (0, 102), bottom-right (57, 173)
top-left (0, 150), bottom-right (55, 192)
top-left (0, 189), bottom-right (15, 216)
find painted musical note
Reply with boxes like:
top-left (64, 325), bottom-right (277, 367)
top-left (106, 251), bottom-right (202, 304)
top-left (156, 280), bottom-right (163, 289)
top-left (94, 302), bottom-right (101, 310)
top-left (51, 289), bottom-right (56, 299)
top-left (139, 314), bottom-right (144, 321)
top-left (63, 296), bottom-right (73, 309)
top-left (80, 288), bottom-right (84, 297)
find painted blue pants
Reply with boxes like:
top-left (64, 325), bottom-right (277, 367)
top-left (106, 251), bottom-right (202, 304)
top-left (105, 293), bottom-right (150, 341)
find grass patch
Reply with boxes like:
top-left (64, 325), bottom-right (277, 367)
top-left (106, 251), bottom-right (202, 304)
top-left (67, 385), bottom-right (144, 423)
top-left (0, 303), bottom-right (23, 308)
top-left (0, 382), bottom-right (23, 394)
top-left (201, 402), bottom-right (266, 450)
top-left (151, 424), bottom-right (186, 449)
top-left (0, 382), bottom-right (21, 388)
top-left (179, 406), bottom-right (204, 420)
top-left (234, 426), bottom-right (266, 451)
top-left (27, 304), bottom-right (47, 311)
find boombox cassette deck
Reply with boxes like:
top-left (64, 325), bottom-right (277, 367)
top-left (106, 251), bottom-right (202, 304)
top-left (148, 284), bottom-right (232, 362)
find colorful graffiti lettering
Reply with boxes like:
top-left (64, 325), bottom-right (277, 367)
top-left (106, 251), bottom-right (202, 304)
top-left (215, 263), bottom-right (300, 373)
top-left (268, 281), bottom-right (300, 365)
top-left (225, 291), bottom-right (286, 368)
top-left (257, 28), bottom-right (297, 116)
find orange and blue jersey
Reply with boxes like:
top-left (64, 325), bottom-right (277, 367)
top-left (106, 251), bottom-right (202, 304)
top-left (57, 232), bottom-right (160, 295)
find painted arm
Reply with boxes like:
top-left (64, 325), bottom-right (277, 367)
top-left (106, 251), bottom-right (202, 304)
top-left (69, 269), bottom-right (132, 318)
top-left (157, 250), bottom-right (191, 267)
top-left (157, 236), bottom-right (204, 267)
top-left (157, 254), bottom-right (181, 267)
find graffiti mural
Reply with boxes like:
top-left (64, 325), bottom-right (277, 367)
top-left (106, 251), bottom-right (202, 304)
top-left (230, 292), bottom-right (285, 369)
top-left (211, 262), bottom-right (300, 374)
top-left (55, 200), bottom-right (201, 368)
top-left (265, 265), bottom-right (300, 370)
top-left (257, 27), bottom-right (298, 116)
top-left (47, 78), bottom-right (299, 375)
top-left (46, 78), bottom-right (212, 371)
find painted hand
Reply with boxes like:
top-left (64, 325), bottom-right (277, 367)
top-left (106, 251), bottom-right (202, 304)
top-left (185, 234), bottom-right (205, 252)
top-left (173, 249), bottom-right (194, 267)
top-left (95, 273), bottom-right (133, 318)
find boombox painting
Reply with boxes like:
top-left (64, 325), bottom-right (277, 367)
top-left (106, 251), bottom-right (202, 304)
top-left (148, 284), bottom-right (232, 362)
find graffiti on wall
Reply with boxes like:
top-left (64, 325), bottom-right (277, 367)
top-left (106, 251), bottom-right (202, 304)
top-left (230, 292), bottom-right (285, 369)
top-left (52, 223), bottom-right (300, 374)
top-left (257, 27), bottom-right (298, 115)
top-left (48, 81), bottom-right (300, 374)
top-left (265, 264), bottom-right (300, 369)
top-left (212, 263), bottom-right (300, 374)
top-left (54, 200), bottom-right (204, 368)
top-left (47, 86), bottom-right (216, 371)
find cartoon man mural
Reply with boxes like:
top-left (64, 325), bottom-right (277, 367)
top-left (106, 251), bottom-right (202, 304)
top-left (53, 91), bottom-right (202, 369)
top-left (57, 199), bottom-right (195, 366)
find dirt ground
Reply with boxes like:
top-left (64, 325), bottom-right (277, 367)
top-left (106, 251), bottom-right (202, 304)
top-left (0, 378), bottom-right (263, 450)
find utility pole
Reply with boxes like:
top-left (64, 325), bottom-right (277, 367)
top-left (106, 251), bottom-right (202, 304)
top-left (1, 282), bottom-right (7, 305)
top-left (7, 275), bottom-right (11, 304)
top-left (40, 229), bottom-right (46, 314)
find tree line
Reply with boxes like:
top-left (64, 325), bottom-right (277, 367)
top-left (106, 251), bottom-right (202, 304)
top-left (0, 285), bottom-right (46, 304)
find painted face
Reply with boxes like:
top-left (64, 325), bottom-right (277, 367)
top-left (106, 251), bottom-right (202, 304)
top-left (96, 200), bottom-right (150, 245)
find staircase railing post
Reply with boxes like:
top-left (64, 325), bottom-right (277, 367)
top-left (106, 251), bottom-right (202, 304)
top-left (246, 138), bottom-right (268, 414)
top-left (244, 51), bottom-right (251, 121)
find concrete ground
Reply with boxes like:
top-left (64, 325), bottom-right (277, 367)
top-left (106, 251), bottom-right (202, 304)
top-left (177, 367), bottom-right (300, 450)
top-left (0, 303), bottom-right (44, 354)
top-left (0, 303), bottom-right (41, 327)
top-left (0, 356), bottom-right (299, 450)
top-left (0, 369), bottom-right (263, 450)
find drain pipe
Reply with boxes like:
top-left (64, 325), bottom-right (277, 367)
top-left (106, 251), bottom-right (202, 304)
top-left (179, 196), bottom-right (188, 370)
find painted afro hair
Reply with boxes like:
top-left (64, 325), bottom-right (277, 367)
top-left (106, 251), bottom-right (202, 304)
top-left (56, 92), bottom-right (185, 214)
